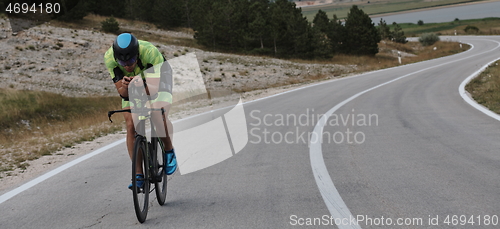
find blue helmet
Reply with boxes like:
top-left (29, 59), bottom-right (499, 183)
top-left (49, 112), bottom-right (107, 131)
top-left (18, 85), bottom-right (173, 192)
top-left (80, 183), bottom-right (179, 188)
top-left (113, 33), bottom-right (139, 62)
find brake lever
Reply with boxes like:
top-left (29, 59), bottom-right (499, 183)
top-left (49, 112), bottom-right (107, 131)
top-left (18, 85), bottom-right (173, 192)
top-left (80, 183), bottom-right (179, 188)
top-left (108, 111), bottom-right (115, 123)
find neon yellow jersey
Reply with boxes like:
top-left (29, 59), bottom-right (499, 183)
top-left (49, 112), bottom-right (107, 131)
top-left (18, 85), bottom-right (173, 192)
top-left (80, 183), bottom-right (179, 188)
top-left (104, 40), bottom-right (164, 81)
top-left (104, 39), bottom-right (172, 108)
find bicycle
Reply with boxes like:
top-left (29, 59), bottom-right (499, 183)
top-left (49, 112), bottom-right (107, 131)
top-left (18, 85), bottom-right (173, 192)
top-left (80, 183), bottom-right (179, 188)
top-left (108, 93), bottom-right (169, 223)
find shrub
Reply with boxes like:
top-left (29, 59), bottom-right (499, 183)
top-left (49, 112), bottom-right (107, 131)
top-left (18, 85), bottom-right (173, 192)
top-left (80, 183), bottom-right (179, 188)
top-left (418, 33), bottom-right (440, 46)
top-left (101, 16), bottom-right (120, 33)
top-left (417, 20), bottom-right (424, 26)
top-left (464, 25), bottom-right (479, 34)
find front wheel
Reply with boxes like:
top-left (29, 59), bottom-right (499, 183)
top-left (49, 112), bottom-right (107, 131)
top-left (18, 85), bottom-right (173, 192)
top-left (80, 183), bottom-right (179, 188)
top-left (132, 136), bottom-right (150, 223)
top-left (152, 137), bottom-right (168, 205)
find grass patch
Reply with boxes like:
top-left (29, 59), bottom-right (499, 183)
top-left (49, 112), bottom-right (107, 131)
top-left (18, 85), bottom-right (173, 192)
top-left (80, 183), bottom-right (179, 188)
top-left (466, 60), bottom-right (500, 113)
top-left (398, 17), bottom-right (500, 37)
top-left (0, 89), bottom-right (125, 172)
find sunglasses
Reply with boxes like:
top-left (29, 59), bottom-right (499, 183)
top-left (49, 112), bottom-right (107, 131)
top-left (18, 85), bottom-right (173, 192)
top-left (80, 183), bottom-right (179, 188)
top-left (117, 56), bottom-right (137, 67)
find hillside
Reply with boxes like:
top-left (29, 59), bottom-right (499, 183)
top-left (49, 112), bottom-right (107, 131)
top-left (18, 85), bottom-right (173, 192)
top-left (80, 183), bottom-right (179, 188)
top-left (0, 16), bottom-right (356, 98)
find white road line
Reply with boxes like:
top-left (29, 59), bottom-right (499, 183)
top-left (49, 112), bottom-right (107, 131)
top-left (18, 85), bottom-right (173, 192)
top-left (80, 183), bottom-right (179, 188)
top-left (309, 38), bottom-right (500, 229)
top-left (0, 139), bottom-right (125, 204)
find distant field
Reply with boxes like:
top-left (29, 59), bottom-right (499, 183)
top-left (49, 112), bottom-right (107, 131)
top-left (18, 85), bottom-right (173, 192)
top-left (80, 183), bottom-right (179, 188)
top-left (396, 17), bottom-right (500, 36)
top-left (300, 0), bottom-right (488, 21)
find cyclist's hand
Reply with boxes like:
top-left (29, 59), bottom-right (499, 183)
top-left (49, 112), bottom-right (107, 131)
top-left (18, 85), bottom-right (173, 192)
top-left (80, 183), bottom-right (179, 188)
top-left (122, 76), bottom-right (131, 87)
top-left (131, 76), bottom-right (144, 89)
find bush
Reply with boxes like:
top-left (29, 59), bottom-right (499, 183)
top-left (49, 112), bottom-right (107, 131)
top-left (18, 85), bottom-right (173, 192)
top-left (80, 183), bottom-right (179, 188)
top-left (418, 33), bottom-right (440, 46)
top-left (101, 16), bottom-right (120, 33)
top-left (417, 20), bottom-right (424, 26)
top-left (464, 25), bottom-right (480, 34)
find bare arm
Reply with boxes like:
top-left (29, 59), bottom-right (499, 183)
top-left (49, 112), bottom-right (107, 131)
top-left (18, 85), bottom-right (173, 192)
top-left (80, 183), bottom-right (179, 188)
top-left (114, 76), bottom-right (131, 98)
top-left (119, 76), bottom-right (158, 97)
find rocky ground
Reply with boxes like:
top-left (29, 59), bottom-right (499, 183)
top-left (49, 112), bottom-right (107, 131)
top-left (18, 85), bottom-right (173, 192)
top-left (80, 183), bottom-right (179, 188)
top-left (0, 17), bottom-right (357, 98)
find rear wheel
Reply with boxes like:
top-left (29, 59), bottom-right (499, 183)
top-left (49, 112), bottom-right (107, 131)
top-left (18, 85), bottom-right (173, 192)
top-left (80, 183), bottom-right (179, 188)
top-left (132, 136), bottom-right (149, 223)
top-left (152, 137), bottom-right (168, 205)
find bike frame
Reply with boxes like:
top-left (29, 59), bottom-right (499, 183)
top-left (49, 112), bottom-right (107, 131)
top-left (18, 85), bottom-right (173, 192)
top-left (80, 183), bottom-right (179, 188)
top-left (108, 106), bottom-right (166, 181)
top-left (108, 103), bottom-right (168, 223)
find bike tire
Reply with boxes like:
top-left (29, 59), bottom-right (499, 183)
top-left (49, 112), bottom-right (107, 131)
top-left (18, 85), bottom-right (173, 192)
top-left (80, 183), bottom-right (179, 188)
top-left (152, 137), bottom-right (168, 206)
top-left (132, 136), bottom-right (150, 223)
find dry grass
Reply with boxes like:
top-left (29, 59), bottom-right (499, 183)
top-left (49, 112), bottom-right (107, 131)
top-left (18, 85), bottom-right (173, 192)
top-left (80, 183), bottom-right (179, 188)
top-left (0, 89), bottom-right (124, 173)
top-left (466, 60), bottom-right (500, 113)
top-left (331, 40), bottom-right (470, 72)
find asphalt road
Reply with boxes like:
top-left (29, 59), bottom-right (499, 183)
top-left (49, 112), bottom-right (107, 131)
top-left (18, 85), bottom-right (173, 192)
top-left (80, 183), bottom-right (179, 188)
top-left (1, 36), bottom-right (500, 229)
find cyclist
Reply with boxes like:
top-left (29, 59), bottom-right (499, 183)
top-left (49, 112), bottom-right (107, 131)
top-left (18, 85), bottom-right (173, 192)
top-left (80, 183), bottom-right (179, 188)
top-left (104, 33), bottom-right (177, 189)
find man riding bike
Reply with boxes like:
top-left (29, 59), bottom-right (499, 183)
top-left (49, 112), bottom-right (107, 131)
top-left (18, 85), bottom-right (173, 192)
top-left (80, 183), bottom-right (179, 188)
top-left (104, 33), bottom-right (177, 189)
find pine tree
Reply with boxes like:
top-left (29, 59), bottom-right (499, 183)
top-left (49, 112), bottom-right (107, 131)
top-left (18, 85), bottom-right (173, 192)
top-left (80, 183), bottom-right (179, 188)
top-left (391, 22), bottom-right (407, 43)
top-left (249, 0), bottom-right (270, 51)
top-left (216, 0), bottom-right (250, 50)
top-left (152, 0), bottom-right (186, 29)
top-left (183, 0), bottom-right (194, 28)
top-left (127, 0), bottom-right (154, 21)
top-left (269, 0), bottom-right (312, 57)
top-left (268, 0), bottom-right (285, 55)
top-left (329, 14), bottom-right (345, 55)
top-left (58, 0), bottom-right (89, 21)
top-left (192, 0), bottom-right (219, 49)
top-left (378, 18), bottom-right (391, 40)
top-left (343, 5), bottom-right (380, 56)
top-left (87, 0), bottom-right (126, 16)
top-left (312, 10), bottom-right (330, 33)
top-left (311, 10), bottom-right (332, 58)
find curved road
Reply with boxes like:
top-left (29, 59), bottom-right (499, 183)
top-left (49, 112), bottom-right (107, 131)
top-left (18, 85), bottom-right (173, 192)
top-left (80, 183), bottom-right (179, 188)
top-left (1, 36), bottom-right (500, 228)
